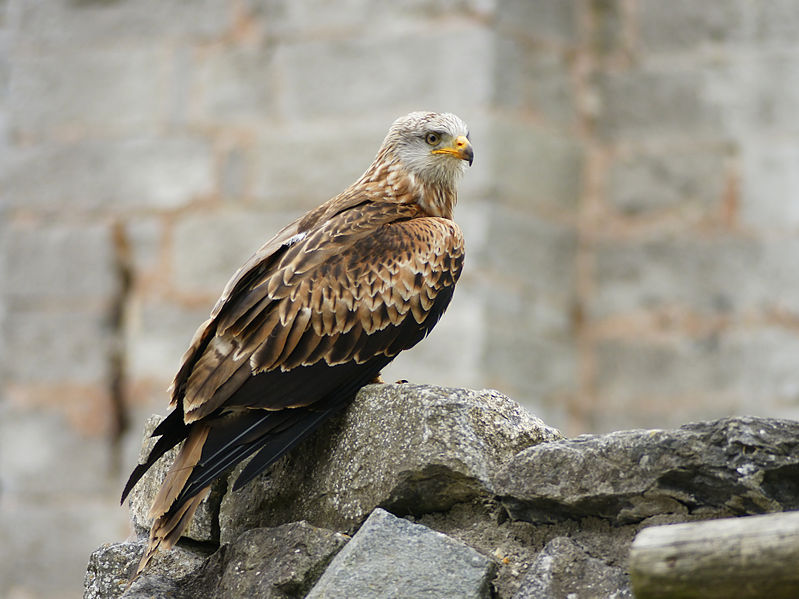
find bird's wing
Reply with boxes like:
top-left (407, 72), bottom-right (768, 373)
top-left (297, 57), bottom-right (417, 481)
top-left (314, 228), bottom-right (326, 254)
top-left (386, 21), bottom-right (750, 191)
top-left (122, 209), bottom-right (463, 508)
top-left (178, 208), bottom-right (464, 422)
top-left (126, 209), bottom-right (464, 575)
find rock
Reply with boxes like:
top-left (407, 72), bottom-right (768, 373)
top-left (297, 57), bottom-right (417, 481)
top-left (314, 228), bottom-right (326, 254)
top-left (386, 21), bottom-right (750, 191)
top-left (121, 575), bottom-right (184, 599)
top-left (93, 388), bottom-right (799, 599)
top-left (219, 384), bottom-right (561, 541)
top-left (84, 540), bottom-right (206, 599)
top-left (513, 536), bottom-right (632, 599)
top-left (126, 415), bottom-right (226, 544)
top-left (306, 508), bottom-right (496, 599)
top-left (181, 521), bottom-right (349, 599)
top-left (85, 541), bottom-right (140, 599)
top-left (496, 417), bottom-right (799, 525)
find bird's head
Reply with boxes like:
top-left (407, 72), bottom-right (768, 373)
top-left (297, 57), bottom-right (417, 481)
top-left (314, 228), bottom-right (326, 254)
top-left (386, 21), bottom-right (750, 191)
top-left (382, 111), bottom-right (473, 189)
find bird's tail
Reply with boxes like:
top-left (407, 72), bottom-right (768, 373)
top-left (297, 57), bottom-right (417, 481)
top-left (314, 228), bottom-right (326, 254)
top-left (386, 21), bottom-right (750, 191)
top-left (133, 424), bottom-right (211, 579)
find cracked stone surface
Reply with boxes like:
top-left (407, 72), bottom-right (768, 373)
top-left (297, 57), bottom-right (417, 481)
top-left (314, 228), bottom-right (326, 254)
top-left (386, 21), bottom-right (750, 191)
top-left (89, 388), bottom-right (799, 599)
top-left (219, 383), bottom-right (561, 541)
top-left (512, 536), bottom-right (632, 599)
top-left (306, 508), bottom-right (496, 599)
top-left (495, 417), bottom-right (799, 524)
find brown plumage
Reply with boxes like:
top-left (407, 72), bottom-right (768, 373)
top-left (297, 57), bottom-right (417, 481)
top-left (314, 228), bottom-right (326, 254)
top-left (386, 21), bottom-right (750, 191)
top-left (122, 111), bottom-right (474, 574)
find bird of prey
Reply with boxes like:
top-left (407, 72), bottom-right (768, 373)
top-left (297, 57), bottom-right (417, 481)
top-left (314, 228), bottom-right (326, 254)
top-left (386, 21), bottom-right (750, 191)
top-left (121, 111), bottom-right (474, 574)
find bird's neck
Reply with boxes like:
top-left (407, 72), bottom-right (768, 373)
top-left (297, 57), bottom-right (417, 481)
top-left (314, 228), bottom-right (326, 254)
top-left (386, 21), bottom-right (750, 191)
top-left (362, 154), bottom-right (458, 220)
top-left (414, 178), bottom-right (457, 219)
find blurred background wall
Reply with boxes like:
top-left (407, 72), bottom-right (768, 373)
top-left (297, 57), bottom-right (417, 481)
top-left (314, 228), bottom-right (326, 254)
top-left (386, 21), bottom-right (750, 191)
top-left (2, 1), bottom-right (799, 597)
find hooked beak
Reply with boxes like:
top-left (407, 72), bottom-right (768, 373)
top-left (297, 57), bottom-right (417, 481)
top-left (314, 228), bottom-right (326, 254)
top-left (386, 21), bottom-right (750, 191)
top-left (432, 135), bottom-right (474, 166)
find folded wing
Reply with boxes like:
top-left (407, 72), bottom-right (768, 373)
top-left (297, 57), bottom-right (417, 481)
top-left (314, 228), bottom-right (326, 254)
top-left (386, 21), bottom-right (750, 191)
top-left (123, 205), bottom-right (464, 574)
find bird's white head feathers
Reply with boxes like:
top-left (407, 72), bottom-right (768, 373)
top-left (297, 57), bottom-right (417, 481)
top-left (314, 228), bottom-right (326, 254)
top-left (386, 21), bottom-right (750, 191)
top-left (381, 111), bottom-right (473, 188)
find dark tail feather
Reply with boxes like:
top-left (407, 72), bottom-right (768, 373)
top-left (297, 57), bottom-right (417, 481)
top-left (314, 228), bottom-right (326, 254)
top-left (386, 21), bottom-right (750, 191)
top-left (121, 410), bottom-right (189, 504)
top-left (232, 408), bottom-right (336, 491)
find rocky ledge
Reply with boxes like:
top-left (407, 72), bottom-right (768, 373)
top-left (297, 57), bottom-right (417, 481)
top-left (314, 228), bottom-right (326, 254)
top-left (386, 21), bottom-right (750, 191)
top-left (85, 384), bottom-right (799, 599)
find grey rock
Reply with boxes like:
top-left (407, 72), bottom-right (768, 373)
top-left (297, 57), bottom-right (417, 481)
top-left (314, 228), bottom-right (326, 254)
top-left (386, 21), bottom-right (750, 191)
top-left (127, 415), bottom-right (226, 544)
top-left (306, 508), bottom-right (496, 599)
top-left (181, 521), bottom-right (348, 599)
top-left (220, 383), bottom-right (561, 541)
top-left (513, 536), bottom-right (631, 599)
top-left (496, 417), bottom-right (799, 525)
top-left (84, 540), bottom-right (206, 599)
top-left (85, 541), bottom-right (140, 599)
top-left (121, 575), bottom-right (184, 599)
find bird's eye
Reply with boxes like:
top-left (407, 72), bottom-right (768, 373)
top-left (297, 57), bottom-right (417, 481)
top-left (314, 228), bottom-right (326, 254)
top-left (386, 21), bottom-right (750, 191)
top-left (425, 132), bottom-right (440, 145)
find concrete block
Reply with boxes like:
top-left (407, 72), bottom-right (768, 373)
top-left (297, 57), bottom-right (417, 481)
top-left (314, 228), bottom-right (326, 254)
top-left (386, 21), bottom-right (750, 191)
top-left (594, 328), bottom-right (799, 431)
top-left (496, 0), bottom-right (579, 45)
top-left (9, 0), bottom-right (233, 49)
top-left (481, 292), bottom-right (578, 425)
top-left (0, 402), bottom-right (114, 497)
top-left (591, 235), bottom-right (799, 318)
top-left (596, 66), bottom-right (727, 141)
top-left (307, 508), bottom-right (496, 599)
top-left (487, 118), bottom-right (584, 212)
top-left (607, 146), bottom-right (726, 216)
top-left (4, 222), bottom-right (116, 305)
top-left (126, 300), bottom-right (212, 383)
top-left (193, 42), bottom-right (279, 123)
top-left (3, 137), bottom-right (214, 212)
top-left (3, 308), bottom-right (112, 385)
top-left (479, 206), bottom-right (578, 304)
top-left (638, 0), bottom-right (745, 53)
top-left (741, 141), bottom-right (799, 230)
top-left (753, 0), bottom-right (799, 45)
top-left (474, 206), bottom-right (578, 420)
top-left (0, 212), bottom-right (8, 377)
top-left (589, 0), bottom-right (626, 57)
top-left (493, 39), bottom-right (576, 127)
top-left (124, 218), bottom-right (164, 277)
top-left (8, 47), bottom-right (171, 137)
top-left (171, 209), bottom-right (299, 296)
top-left (275, 25), bottom-right (492, 121)
top-left (253, 1), bottom-right (494, 40)
top-left (220, 146), bottom-right (248, 201)
top-left (737, 52), bottom-right (799, 135)
top-left (0, 499), bottom-right (128, 599)
top-left (251, 120), bottom-right (381, 211)
top-left (0, 27), bottom-right (10, 96)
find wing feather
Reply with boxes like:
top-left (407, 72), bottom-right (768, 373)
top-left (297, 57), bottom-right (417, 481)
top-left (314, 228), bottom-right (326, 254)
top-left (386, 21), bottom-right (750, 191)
top-left (129, 207), bottom-right (464, 579)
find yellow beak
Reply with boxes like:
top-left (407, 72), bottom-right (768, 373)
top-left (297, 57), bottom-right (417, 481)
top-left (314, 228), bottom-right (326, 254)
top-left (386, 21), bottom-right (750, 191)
top-left (432, 135), bottom-right (474, 166)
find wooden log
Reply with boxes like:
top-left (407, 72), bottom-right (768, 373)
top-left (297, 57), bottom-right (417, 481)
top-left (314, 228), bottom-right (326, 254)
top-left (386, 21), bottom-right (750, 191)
top-left (630, 511), bottom-right (799, 599)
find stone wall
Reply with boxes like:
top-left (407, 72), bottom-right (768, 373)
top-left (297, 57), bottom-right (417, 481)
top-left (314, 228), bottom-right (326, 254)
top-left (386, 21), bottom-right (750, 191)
top-left (2, 1), bottom-right (799, 598)
top-left (85, 384), bottom-right (799, 599)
